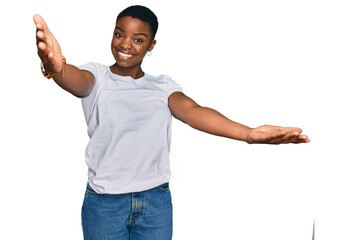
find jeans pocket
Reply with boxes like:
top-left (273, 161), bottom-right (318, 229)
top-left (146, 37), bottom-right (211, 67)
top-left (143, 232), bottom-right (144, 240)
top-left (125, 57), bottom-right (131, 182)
top-left (86, 183), bottom-right (99, 195)
top-left (158, 182), bottom-right (170, 191)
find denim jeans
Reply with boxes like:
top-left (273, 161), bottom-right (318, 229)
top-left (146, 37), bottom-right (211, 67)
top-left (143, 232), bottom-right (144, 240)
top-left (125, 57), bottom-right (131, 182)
top-left (81, 182), bottom-right (173, 240)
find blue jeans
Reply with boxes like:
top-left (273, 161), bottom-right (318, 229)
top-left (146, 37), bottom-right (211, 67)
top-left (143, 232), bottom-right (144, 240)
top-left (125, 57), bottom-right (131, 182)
top-left (81, 183), bottom-right (173, 240)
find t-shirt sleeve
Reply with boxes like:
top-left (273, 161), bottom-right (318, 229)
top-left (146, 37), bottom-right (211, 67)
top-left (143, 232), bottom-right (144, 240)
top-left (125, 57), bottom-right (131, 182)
top-left (79, 62), bottom-right (102, 93)
top-left (167, 76), bottom-right (183, 97)
top-left (79, 62), bottom-right (104, 125)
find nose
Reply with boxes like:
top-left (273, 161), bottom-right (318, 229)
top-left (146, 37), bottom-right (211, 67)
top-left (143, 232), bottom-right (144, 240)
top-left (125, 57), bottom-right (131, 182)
top-left (120, 38), bottom-right (132, 51)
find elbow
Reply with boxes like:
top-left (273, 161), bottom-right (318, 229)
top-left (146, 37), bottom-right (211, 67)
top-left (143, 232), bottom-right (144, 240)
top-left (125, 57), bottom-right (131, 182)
top-left (67, 87), bottom-right (91, 98)
top-left (70, 80), bottom-right (94, 98)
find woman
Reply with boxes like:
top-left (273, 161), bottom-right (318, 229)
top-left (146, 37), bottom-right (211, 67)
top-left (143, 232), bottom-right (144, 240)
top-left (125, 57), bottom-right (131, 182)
top-left (34, 5), bottom-right (309, 240)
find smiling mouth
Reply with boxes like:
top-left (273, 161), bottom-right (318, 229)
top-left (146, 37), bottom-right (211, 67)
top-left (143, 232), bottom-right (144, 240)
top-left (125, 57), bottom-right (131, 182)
top-left (116, 49), bottom-right (135, 59)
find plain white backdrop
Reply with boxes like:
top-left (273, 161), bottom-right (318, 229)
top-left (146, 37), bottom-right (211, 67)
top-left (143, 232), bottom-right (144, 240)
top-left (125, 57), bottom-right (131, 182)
top-left (1, 0), bottom-right (342, 239)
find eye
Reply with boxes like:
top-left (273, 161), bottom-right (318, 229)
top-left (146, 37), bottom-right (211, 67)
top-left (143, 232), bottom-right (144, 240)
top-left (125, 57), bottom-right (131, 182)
top-left (115, 33), bottom-right (123, 38)
top-left (134, 38), bottom-right (144, 43)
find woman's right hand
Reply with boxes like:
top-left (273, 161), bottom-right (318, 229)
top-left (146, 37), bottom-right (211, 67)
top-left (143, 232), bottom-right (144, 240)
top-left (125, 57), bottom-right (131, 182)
top-left (33, 14), bottom-right (63, 75)
top-left (33, 14), bottom-right (95, 97)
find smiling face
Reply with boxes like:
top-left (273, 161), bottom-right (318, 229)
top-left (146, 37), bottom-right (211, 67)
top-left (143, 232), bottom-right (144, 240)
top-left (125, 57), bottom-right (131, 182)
top-left (110, 16), bottom-right (156, 78)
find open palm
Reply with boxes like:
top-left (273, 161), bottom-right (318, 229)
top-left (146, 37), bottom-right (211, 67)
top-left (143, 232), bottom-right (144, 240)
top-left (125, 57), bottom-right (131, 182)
top-left (247, 125), bottom-right (310, 144)
top-left (33, 14), bottom-right (63, 74)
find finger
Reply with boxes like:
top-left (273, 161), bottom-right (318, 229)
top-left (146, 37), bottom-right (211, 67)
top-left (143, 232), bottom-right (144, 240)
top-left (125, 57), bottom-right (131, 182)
top-left (37, 42), bottom-right (54, 66)
top-left (250, 127), bottom-right (287, 144)
top-left (34, 14), bottom-right (53, 43)
top-left (36, 30), bottom-right (51, 49)
top-left (36, 29), bottom-right (54, 58)
top-left (268, 137), bottom-right (297, 144)
top-left (265, 130), bottom-right (286, 142)
top-left (48, 52), bottom-right (56, 63)
top-left (267, 132), bottom-right (299, 144)
top-left (295, 135), bottom-right (310, 143)
top-left (37, 41), bottom-right (48, 56)
top-left (36, 30), bottom-right (46, 43)
top-left (282, 127), bottom-right (303, 136)
top-left (33, 14), bottom-right (48, 31)
top-left (278, 134), bottom-right (310, 144)
top-left (270, 127), bottom-right (302, 143)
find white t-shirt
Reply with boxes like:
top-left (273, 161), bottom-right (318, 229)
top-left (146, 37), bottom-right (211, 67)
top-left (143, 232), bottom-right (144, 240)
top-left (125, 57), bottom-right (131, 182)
top-left (79, 62), bottom-right (182, 194)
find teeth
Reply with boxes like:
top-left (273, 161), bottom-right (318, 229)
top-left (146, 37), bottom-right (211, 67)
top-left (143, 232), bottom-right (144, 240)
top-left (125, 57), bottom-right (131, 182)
top-left (118, 51), bottom-right (133, 57)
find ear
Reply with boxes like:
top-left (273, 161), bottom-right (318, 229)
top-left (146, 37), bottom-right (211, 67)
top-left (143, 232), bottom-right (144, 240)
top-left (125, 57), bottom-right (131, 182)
top-left (148, 40), bottom-right (157, 52)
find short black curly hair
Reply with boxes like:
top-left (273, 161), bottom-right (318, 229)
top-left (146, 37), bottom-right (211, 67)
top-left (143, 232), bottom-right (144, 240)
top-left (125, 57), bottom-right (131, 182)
top-left (116, 5), bottom-right (158, 39)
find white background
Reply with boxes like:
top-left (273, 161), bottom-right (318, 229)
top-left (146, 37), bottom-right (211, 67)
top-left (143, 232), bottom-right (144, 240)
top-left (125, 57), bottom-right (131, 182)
top-left (1, 0), bottom-right (342, 239)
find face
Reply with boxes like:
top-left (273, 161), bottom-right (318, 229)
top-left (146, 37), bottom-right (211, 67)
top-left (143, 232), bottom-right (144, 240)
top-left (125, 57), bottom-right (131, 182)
top-left (111, 16), bottom-right (156, 69)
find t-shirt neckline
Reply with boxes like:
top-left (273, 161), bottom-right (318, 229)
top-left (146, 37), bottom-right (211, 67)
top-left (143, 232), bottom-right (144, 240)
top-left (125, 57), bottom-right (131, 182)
top-left (107, 66), bottom-right (147, 81)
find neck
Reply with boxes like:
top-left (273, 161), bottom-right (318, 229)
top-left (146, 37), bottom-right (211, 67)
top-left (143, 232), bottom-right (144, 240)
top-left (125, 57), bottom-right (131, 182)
top-left (110, 63), bottom-right (144, 79)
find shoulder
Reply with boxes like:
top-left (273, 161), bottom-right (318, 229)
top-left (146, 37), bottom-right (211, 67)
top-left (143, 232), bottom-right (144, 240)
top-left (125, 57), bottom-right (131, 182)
top-left (79, 62), bottom-right (110, 87)
top-left (145, 73), bottom-right (183, 96)
top-left (145, 73), bottom-right (172, 83)
top-left (79, 62), bottom-right (107, 74)
top-left (79, 63), bottom-right (109, 99)
top-left (145, 74), bottom-right (181, 87)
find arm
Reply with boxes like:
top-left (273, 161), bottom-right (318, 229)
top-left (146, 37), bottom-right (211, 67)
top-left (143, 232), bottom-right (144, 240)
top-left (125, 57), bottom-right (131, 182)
top-left (34, 14), bottom-right (94, 98)
top-left (168, 92), bottom-right (310, 144)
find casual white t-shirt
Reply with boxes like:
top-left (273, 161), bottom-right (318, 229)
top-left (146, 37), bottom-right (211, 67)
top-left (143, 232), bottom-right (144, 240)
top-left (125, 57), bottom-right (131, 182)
top-left (79, 62), bottom-right (182, 194)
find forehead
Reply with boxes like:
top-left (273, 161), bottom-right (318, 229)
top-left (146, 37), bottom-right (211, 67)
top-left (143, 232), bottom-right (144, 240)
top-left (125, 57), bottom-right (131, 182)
top-left (115, 16), bottom-right (151, 35)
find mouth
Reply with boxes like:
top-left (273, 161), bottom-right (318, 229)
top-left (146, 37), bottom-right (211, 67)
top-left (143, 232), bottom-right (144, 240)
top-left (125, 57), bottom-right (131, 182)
top-left (116, 49), bottom-right (135, 60)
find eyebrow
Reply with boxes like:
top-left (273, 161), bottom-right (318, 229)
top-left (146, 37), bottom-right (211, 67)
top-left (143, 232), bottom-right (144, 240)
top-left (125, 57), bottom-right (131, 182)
top-left (115, 26), bottom-right (148, 37)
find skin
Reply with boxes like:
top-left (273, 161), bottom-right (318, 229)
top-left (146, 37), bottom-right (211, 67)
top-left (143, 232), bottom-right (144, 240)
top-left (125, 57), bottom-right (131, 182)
top-left (33, 14), bottom-right (310, 144)
top-left (110, 16), bottom-right (156, 79)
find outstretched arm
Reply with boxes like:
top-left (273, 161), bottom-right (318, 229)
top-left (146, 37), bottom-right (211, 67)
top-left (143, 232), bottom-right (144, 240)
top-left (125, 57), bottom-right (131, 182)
top-left (168, 92), bottom-right (310, 144)
top-left (34, 14), bottom-right (94, 98)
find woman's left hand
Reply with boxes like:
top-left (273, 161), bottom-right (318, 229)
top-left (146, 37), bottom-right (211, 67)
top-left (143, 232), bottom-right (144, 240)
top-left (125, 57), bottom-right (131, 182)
top-left (246, 125), bottom-right (310, 144)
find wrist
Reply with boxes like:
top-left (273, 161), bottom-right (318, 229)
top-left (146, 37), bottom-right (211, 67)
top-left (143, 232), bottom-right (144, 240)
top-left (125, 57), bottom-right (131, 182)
top-left (41, 56), bottom-right (66, 79)
top-left (245, 127), bottom-right (254, 144)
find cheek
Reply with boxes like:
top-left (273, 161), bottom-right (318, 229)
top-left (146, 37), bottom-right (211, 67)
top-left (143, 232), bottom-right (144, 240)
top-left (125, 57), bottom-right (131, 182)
top-left (139, 45), bottom-right (150, 53)
top-left (111, 38), bottom-right (118, 47)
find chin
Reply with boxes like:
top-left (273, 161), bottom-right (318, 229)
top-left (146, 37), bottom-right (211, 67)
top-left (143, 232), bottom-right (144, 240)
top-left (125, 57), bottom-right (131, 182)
top-left (115, 59), bottom-right (143, 69)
